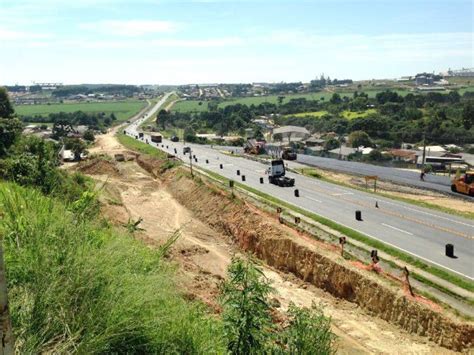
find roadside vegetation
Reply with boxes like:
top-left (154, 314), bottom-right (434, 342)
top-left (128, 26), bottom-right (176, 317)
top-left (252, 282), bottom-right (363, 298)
top-left (166, 89), bottom-right (473, 149)
top-left (2, 87), bottom-right (337, 353)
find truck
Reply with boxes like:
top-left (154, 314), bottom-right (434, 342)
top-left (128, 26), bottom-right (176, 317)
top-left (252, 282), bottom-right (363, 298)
top-left (281, 147), bottom-right (297, 160)
top-left (244, 139), bottom-right (265, 155)
top-left (267, 159), bottom-right (295, 187)
top-left (451, 171), bottom-right (474, 196)
top-left (150, 135), bottom-right (162, 143)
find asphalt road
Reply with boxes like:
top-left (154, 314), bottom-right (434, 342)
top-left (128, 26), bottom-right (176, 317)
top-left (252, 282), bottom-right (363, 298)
top-left (295, 155), bottom-right (456, 195)
top-left (125, 104), bottom-right (474, 280)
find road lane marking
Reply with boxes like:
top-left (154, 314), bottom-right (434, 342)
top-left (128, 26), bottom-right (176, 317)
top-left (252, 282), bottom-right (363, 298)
top-left (306, 196), bottom-right (322, 203)
top-left (380, 199), bottom-right (474, 229)
top-left (381, 223), bottom-right (414, 236)
top-left (332, 192), bottom-right (354, 196)
top-left (342, 226), bottom-right (474, 281)
top-left (133, 135), bottom-right (474, 280)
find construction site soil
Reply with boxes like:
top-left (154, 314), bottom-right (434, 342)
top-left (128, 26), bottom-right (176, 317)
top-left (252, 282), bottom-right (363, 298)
top-left (77, 131), bottom-right (474, 354)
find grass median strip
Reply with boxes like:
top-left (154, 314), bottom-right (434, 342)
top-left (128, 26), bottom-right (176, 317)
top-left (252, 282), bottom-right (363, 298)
top-left (117, 133), bottom-right (169, 159)
top-left (199, 168), bottom-right (473, 293)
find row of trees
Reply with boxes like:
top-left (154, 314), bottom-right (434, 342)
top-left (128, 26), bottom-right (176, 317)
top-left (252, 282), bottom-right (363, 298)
top-left (159, 89), bottom-right (473, 147)
top-left (51, 84), bottom-right (141, 97)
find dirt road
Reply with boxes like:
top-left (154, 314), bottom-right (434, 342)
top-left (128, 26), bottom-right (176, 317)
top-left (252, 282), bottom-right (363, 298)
top-left (81, 130), bottom-right (458, 354)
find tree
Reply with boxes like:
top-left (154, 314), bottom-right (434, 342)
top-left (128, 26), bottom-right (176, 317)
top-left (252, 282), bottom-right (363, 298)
top-left (220, 258), bottom-right (273, 355)
top-left (0, 88), bottom-right (14, 118)
top-left (462, 101), bottom-right (474, 130)
top-left (277, 96), bottom-right (285, 105)
top-left (183, 126), bottom-right (196, 142)
top-left (348, 130), bottom-right (371, 148)
top-left (329, 93), bottom-right (342, 105)
top-left (156, 109), bottom-right (170, 130)
top-left (324, 137), bottom-right (340, 151)
top-left (280, 303), bottom-right (335, 355)
top-left (64, 138), bottom-right (87, 161)
top-left (273, 133), bottom-right (283, 142)
top-left (253, 126), bottom-right (264, 140)
top-left (83, 130), bottom-right (95, 142)
top-left (0, 87), bottom-right (22, 156)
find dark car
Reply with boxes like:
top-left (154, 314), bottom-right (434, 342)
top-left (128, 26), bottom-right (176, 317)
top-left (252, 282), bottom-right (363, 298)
top-left (170, 136), bottom-right (179, 142)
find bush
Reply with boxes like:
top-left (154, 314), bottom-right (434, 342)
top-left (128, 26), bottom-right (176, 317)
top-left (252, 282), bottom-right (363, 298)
top-left (0, 183), bottom-right (225, 353)
top-left (220, 258), bottom-right (335, 354)
top-left (1, 136), bottom-right (90, 201)
top-left (220, 258), bottom-right (273, 354)
top-left (280, 303), bottom-right (335, 354)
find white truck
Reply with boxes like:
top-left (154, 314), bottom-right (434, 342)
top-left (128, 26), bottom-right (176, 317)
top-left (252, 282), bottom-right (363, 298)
top-left (268, 159), bottom-right (295, 187)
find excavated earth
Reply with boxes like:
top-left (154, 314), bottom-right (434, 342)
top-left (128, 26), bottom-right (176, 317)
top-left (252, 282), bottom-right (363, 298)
top-left (79, 132), bottom-right (474, 354)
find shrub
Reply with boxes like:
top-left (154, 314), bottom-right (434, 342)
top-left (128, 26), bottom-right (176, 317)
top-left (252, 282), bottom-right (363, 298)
top-left (0, 183), bottom-right (225, 353)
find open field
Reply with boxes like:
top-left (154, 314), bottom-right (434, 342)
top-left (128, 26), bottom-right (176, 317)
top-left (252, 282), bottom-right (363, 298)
top-left (14, 100), bottom-right (147, 122)
top-left (341, 108), bottom-right (377, 119)
top-left (287, 110), bottom-right (329, 118)
top-left (172, 89), bottom-right (415, 113)
top-left (172, 99), bottom-right (213, 113)
top-left (287, 108), bottom-right (377, 119)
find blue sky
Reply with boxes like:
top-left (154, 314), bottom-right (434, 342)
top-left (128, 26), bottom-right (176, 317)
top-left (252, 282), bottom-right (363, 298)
top-left (1, 0), bottom-right (472, 85)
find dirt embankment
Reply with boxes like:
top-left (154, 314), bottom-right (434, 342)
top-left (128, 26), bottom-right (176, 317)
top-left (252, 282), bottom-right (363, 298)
top-left (134, 158), bottom-right (474, 352)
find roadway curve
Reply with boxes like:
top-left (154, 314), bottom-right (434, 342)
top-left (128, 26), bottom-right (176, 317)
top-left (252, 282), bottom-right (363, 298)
top-left (124, 103), bottom-right (474, 280)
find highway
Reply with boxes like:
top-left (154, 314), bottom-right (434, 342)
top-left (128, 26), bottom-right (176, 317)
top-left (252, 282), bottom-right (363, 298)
top-left (295, 154), bottom-right (456, 195)
top-left (124, 101), bottom-right (474, 280)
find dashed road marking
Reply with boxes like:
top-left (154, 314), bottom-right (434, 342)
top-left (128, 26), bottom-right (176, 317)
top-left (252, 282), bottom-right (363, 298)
top-left (381, 223), bottom-right (414, 236)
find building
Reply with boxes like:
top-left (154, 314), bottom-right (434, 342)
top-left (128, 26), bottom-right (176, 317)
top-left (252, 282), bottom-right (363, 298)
top-left (272, 126), bottom-right (310, 142)
top-left (305, 137), bottom-right (326, 147)
top-left (415, 75), bottom-right (434, 85)
top-left (385, 149), bottom-right (417, 164)
top-left (328, 146), bottom-right (357, 160)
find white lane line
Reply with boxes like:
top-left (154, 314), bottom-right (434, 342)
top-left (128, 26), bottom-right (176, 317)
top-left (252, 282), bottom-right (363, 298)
top-left (306, 196), bottom-right (322, 203)
top-left (131, 136), bottom-right (474, 280)
top-left (380, 199), bottom-right (474, 229)
top-left (342, 226), bottom-right (474, 281)
top-left (381, 223), bottom-right (414, 236)
top-left (332, 192), bottom-right (354, 196)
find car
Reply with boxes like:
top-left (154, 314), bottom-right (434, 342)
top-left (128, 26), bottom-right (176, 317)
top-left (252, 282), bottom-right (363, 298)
top-left (183, 147), bottom-right (191, 154)
top-left (171, 136), bottom-right (179, 142)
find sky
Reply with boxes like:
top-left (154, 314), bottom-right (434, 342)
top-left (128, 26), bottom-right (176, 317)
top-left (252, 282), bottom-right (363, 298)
top-left (0, 0), bottom-right (472, 85)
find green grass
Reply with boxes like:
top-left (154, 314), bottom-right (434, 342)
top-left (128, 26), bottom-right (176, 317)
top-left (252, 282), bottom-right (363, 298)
top-left (287, 110), bottom-right (329, 118)
top-left (0, 182), bottom-right (225, 353)
top-left (341, 108), bottom-right (377, 119)
top-left (15, 100), bottom-right (147, 122)
top-left (172, 99), bottom-right (212, 113)
top-left (199, 168), bottom-right (474, 293)
top-left (117, 133), bottom-right (169, 159)
top-left (172, 88), bottom-right (417, 113)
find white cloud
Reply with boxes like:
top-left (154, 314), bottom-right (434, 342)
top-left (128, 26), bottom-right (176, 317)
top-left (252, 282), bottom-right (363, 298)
top-left (0, 27), bottom-right (51, 40)
top-left (79, 20), bottom-right (179, 36)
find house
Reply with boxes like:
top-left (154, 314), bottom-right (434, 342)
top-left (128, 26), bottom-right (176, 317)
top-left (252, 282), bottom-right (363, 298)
top-left (305, 137), bottom-right (326, 147)
top-left (272, 126), bottom-right (310, 142)
top-left (328, 146), bottom-right (357, 160)
top-left (422, 145), bottom-right (446, 154)
top-left (385, 149), bottom-right (417, 164)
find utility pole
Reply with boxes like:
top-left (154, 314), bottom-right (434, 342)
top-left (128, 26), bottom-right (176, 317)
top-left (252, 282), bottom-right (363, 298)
top-left (189, 148), bottom-right (193, 177)
top-left (421, 132), bottom-right (427, 172)
top-left (0, 246), bottom-right (14, 355)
